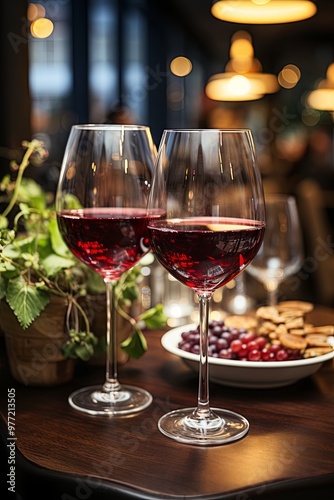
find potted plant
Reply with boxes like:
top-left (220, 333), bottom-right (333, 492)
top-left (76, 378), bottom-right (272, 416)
top-left (0, 139), bottom-right (166, 386)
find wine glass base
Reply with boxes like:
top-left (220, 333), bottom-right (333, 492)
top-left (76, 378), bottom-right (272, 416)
top-left (68, 384), bottom-right (153, 416)
top-left (158, 407), bottom-right (249, 445)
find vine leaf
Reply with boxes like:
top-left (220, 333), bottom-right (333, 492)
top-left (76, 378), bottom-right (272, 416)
top-left (121, 328), bottom-right (147, 359)
top-left (48, 214), bottom-right (73, 258)
top-left (42, 254), bottom-right (76, 277)
top-left (139, 304), bottom-right (167, 329)
top-left (6, 276), bottom-right (50, 329)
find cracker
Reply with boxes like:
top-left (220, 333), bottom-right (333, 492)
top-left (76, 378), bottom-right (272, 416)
top-left (224, 315), bottom-right (257, 330)
top-left (278, 332), bottom-right (307, 350)
top-left (277, 300), bottom-right (314, 314)
top-left (303, 346), bottom-right (333, 358)
top-left (305, 334), bottom-right (331, 347)
top-left (256, 306), bottom-right (282, 323)
top-left (304, 325), bottom-right (334, 336)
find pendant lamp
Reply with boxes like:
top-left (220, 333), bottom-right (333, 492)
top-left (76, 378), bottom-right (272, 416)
top-left (211, 1), bottom-right (317, 24)
top-left (205, 31), bottom-right (279, 101)
top-left (307, 63), bottom-right (334, 111)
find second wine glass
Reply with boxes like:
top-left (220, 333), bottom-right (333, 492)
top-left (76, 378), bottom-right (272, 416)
top-left (246, 194), bottom-right (304, 306)
top-left (56, 124), bottom-right (156, 416)
top-left (147, 129), bottom-right (266, 445)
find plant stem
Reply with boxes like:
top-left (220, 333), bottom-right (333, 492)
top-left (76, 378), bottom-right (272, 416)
top-left (114, 295), bottom-right (137, 327)
top-left (1, 140), bottom-right (42, 219)
top-left (68, 295), bottom-right (91, 334)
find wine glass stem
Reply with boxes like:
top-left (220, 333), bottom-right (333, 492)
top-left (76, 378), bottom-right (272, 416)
top-left (195, 293), bottom-right (212, 419)
top-left (103, 280), bottom-right (121, 393)
top-left (266, 282), bottom-right (279, 306)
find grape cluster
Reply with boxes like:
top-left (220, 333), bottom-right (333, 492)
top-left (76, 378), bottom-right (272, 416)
top-left (178, 320), bottom-right (303, 362)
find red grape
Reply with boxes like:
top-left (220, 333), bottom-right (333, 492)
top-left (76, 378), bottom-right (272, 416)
top-left (230, 339), bottom-right (243, 353)
top-left (248, 349), bottom-right (262, 361)
top-left (177, 321), bottom-right (302, 362)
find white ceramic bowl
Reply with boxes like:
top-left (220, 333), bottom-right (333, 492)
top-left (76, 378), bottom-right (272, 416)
top-left (161, 324), bottom-right (334, 389)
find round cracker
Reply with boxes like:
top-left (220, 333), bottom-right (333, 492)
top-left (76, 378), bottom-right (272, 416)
top-left (305, 334), bottom-right (331, 347)
top-left (277, 300), bottom-right (314, 314)
top-left (256, 306), bottom-right (281, 322)
top-left (278, 332), bottom-right (307, 350)
top-left (304, 346), bottom-right (333, 358)
top-left (224, 314), bottom-right (257, 330)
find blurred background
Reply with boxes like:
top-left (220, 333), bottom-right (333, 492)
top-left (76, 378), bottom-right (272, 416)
top-left (1, 0), bottom-right (334, 318)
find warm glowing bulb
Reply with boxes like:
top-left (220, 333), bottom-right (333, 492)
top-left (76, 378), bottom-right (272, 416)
top-left (205, 73), bottom-right (265, 101)
top-left (31, 18), bottom-right (54, 38)
top-left (278, 64), bottom-right (301, 89)
top-left (230, 38), bottom-right (254, 59)
top-left (27, 3), bottom-right (46, 21)
top-left (170, 57), bottom-right (193, 77)
top-left (307, 89), bottom-right (334, 111)
top-left (230, 75), bottom-right (251, 95)
top-left (307, 61), bottom-right (334, 110)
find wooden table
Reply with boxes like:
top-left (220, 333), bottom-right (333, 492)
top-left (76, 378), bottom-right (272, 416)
top-left (1, 307), bottom-right (334, 499)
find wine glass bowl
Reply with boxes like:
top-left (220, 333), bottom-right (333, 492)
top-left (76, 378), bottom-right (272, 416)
top-left (56, 124), bottom-right (156, 416)
top-left (147, 129), bottom-right (265, 445)
top-left (246, 194), bottom-right (303, 306)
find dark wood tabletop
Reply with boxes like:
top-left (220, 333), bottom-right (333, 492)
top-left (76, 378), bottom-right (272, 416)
top-left (1, 307), bottom-right (334, 500)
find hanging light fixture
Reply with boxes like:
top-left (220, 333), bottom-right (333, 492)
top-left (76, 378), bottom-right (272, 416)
top-left (307, 63), bottom-right (334, 111)
top-left (211, 1), bottom-right (317, 24)
top-left (206, 74), bottom-right (264, 101)
top-left (205, 31), bottom-right (279, 101)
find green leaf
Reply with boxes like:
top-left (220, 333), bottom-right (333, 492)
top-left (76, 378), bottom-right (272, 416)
top-left (115, 267), bottom-right (140, 304)
top-left (121, 328), bottom-right (147, 359)
top-left (0, 229), bottom-right (15, 246)
top-left (139, 304), bottom-right (167, 329)
top-left (6, 277), bottom-right (50, 329)
top-left (48, 214), bottom-right (73, 258)
top-left (85, 266), bottom-right (106, 294)
top-left (17, 178), bottom-right (46, 209)
top-left (0, 174), bottom-right (11, 188)
top-left (62, 330), bottom-right (98, 361)
top-left (35, 233), bottom-right (53, 260)
top-left (120, 283), bottom-right (139, 303)
top-left (62, 194), bottom-right (83, 210)
top-left (0, 215), bottom-right (8, 229)
top-left (2, 241), bottom-right (22, 260)
top-left (6, 235), bottom-right (36, 256)
top-left (74, 343), bottom-right (94, 361)
top-left (41, 253), bottom-right (76, 277)
top-left (17, 202), bottom-right (31, 216)
top-left (1, 261), bottom-right (19, 272)
top-left (0, 268), bottom-right (20, 280)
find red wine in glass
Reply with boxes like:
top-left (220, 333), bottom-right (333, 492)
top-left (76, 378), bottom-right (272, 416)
top-left (57, 208), bottom-right (151, 281)
top-left (148, 217), bottom-right (265, 292)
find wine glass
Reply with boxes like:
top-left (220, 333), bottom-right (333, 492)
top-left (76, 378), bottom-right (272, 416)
top-left (56, 124), bottom-right (156, 416)
top-left (147, 129), bottom-right (265, 445)
top-left (246, 194), bottom-right (303, 306)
